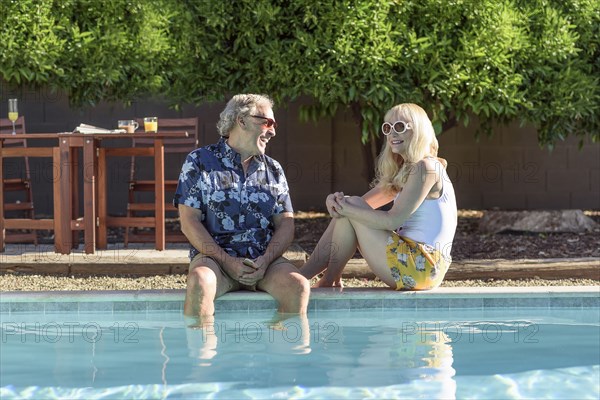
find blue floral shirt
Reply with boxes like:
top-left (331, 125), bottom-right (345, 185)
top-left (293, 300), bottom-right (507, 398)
top-left (173, 138), bottom-right (293, 260)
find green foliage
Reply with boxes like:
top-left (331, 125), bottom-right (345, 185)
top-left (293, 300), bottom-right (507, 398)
top-left (0, 0), bottom-right (65, 84)
top-left (1, 0), bottom-right (598, 149)
top-left (0, 0), bottom-right (193, 105)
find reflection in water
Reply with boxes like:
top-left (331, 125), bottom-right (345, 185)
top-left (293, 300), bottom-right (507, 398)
top-left (265, 313), bottom-right (312, 355)
top-left (159, 327), bottom-right (170, 387)
top-left (185, 315), bottom-right (218, 366)
top-left (91, 340), bottom-right (98, 384)
top-left (323, 323), bottom-right (456, 399)
top-left (406, 327), bottom-right (456, 398)
top-left (183, 312), bottom-right (313, 389)
top-left (180, 315), bottom-right (455, 398)
top-left (185, 313), bottom-right (311, 361)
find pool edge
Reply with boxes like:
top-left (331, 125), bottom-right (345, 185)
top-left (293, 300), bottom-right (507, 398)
top-left (1, 286), bottom-right (598, 313)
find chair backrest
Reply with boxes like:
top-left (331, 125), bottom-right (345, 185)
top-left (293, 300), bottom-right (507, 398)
top-left (1, 116), bottom-right (31, 183)
top-left (0, 116), bottom-right (27, 146)
top-left (130, 117), bottom-right (199, 181)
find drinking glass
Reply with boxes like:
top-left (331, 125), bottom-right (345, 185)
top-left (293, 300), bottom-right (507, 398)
top-left (8, 99), bottom-right (18, 135)
top-left (118, 120), bottom-right (139, 133)
top-left (144, 117), bottom-right (158, 133)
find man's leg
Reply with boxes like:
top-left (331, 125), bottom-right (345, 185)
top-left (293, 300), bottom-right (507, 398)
top-left (257, 259), bottom-right (310, 314)
top-left (184, 255), bottom-right (239, 319)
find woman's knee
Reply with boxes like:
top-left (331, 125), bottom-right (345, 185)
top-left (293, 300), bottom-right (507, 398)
top-left (345, 196), bottom-right (369, 208)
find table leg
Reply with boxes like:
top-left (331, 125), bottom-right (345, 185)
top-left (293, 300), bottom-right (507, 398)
top-left (0, 140), bottom-right (5, 252)
top-left (154, 139), bottom-right (165, 251)
top-left (97, 148), bottom-right (107, 249)
top-left (83, 138), bottom-right (96, 254)
top-left (56, 138), bottom-right (73, 254)
top-left (52, 147), bottom-right (62, 253)
top-left (71, 148), bottom-right (80, 249)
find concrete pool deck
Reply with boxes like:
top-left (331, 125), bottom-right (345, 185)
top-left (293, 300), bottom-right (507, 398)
top-left (1, 244), bottom-right (598, 313)
top-left (1, 243), bottom-right (599, 281)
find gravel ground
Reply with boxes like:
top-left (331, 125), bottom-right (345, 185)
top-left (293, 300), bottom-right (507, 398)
top-left (1, 210), bottom-right (598, 291)
top-left (0, 273), bottom-right (597, 292)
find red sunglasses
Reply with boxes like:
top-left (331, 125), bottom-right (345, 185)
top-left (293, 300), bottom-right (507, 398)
top-left (250, 115), bottom-right (277, 129)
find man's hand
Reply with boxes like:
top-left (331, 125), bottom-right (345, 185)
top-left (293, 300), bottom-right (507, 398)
top-left (223, 258), bottom-right (258, 285)
top-left (237, 257), bottom-right (267, 286)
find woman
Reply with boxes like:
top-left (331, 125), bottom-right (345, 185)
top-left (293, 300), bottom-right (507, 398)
top-left (300, 103), bottom-right (457, 290)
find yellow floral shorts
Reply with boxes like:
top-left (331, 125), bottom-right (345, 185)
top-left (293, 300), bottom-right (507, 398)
top-left (386, 232), bottom-right (450, 290)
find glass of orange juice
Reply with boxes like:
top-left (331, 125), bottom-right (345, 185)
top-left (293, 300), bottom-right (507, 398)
top-left (144, 117), bottom-right (158, 133)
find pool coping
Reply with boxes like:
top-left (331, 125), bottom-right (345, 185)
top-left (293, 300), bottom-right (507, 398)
top-left (1, 287), bottom-right (598, 314)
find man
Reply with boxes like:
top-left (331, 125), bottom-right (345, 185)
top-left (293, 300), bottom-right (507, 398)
top-left (174, 94), bottom-right (310, 320)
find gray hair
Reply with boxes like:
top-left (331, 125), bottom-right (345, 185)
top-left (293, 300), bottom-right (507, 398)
top-left (217, 94), bottom-right (274, 137)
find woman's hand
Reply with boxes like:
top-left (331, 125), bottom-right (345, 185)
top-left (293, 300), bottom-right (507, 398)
top-left (326, 192), bottom-right (345, 218)
top-left (333, 193), bottom-right (358, 218)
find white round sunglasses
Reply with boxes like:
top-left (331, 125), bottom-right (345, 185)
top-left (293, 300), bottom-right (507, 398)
top-left (381, 120), bottom-right (412, 136)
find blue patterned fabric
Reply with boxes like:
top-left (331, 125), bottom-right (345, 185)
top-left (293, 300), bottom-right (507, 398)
top-left (174, 138), bottom-right (293, 260)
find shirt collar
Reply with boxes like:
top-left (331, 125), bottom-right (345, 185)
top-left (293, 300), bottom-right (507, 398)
top-left (218, 137), bottom-right (265, 166)
top-left (218, 137), bottom-right (238, 164)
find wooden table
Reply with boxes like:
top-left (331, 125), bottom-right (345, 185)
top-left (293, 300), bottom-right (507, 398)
top-left (57, 132), bottom-right (189, 254)
top-left (1, 131), bottom-right (188, 254)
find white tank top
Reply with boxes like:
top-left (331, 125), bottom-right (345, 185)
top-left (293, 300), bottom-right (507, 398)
top-left (394, 159), bottom-right (457, 260)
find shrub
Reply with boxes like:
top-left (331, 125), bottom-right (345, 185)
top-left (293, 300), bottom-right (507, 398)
top-left (1, 0), bottom-right (597, 158)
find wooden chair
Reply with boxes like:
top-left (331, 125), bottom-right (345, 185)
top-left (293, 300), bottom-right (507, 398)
top-left (0, 116), bottom-right (37, 244)
top-left (124, 117), bottom-right (199, 246)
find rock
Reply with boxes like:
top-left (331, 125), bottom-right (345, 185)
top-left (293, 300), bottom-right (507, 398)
top-left (479, 210), bottom-right (599, 234)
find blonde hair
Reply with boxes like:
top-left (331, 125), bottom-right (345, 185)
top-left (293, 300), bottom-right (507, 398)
top-left (373, 103), bottom-right (446, 193)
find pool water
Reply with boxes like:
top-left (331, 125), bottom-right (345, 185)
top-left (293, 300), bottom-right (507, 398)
top-left (1, 308), bottom-right (599, 399)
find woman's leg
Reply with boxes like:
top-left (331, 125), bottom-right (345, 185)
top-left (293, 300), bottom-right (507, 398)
top-left (338, 197), bottom-right (397, 288)
top-left (299, 217), bottom-right (358, 283)
top-left (315, 217), bottom-right (360, 286)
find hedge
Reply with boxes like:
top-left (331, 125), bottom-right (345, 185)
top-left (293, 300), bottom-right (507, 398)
top-left (1, 0), bottom-right (598, 151)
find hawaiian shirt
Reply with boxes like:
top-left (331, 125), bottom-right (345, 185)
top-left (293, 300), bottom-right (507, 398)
top-left (173, 138), bottom-right (293, 260)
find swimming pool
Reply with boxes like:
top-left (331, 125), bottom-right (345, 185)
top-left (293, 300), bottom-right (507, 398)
top-left (1, 288), bottom-right (598, 399)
